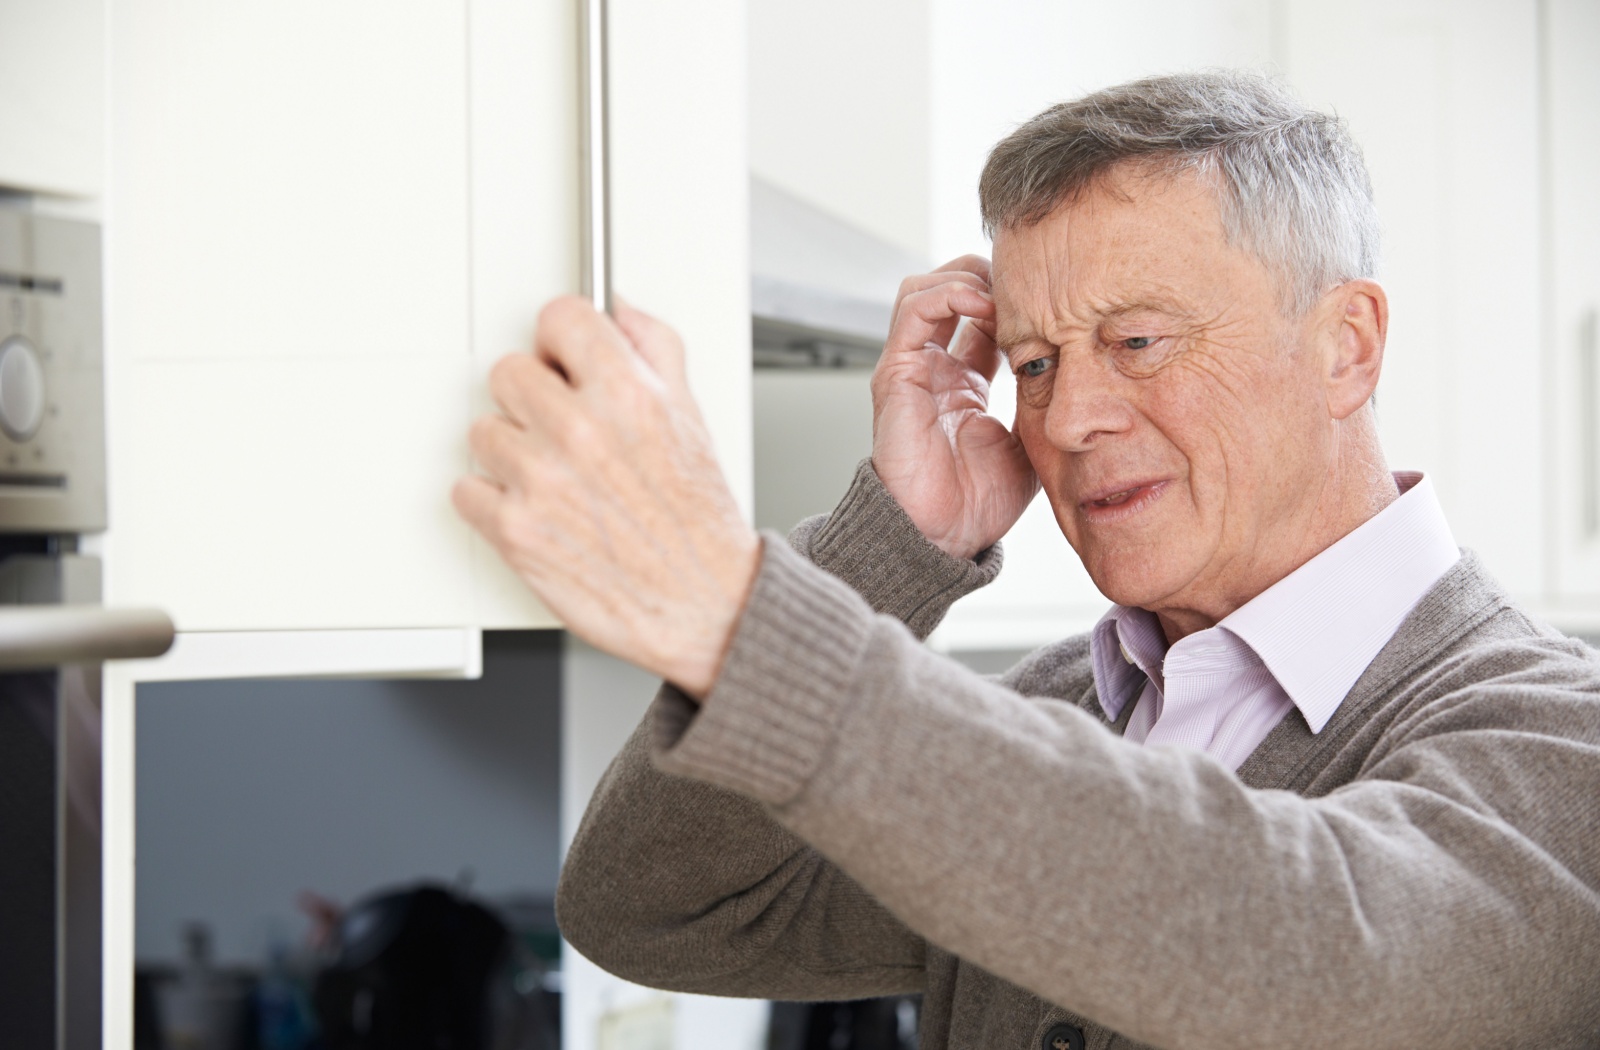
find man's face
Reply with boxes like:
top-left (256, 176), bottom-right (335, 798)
top-left (992, 166), bottom-right (1338, 634)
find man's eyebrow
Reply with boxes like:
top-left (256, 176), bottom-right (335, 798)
top-left (993, 320), bottom-right (1032, 351)
top-left (994, 298), bottom-right (1189, 347)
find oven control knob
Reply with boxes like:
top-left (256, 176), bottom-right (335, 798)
top-left (0, 336), bottom-right (47, 442)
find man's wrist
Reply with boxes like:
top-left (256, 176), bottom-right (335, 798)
top-left (671, 530), bottom-right (763, 701)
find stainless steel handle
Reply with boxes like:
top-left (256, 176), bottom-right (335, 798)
top-left (579, 0), bottom-right (612, 314)
top-left (0, 606), bottom-right (174, 670)
top-left (1582, 308), bottom-right (1599, 538)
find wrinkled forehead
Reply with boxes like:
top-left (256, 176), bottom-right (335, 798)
top-left (988, 169), bottom-right (1267, 345)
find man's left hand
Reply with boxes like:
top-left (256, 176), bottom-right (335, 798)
top-left (453, 295), bottom-right (759, 699)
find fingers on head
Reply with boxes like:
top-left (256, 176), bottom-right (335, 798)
top-left (887, 281), bottom-right (996, 355)
top-left (952, 319), bottom-right (1003, 383)
top-left (894, 269), bottom-right (991, 308)
top-left (896, 277), bottom-right (995, 321)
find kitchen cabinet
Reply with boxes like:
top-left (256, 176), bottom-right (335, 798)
top-left (0, 0), bottom-right (104, 198)
top-left (101, 0), bottom-right (750, 634)
top-left (105, 0), bottom-right (522, 633)
top-left (83, 0), bottom-right (749, 1043)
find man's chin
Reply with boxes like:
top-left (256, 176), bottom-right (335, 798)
top-left (1082, 557), bottom-right (1190, 613)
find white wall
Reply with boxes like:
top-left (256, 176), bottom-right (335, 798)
top-left (748, 0), bottom-right (931, 259)
top-left (1280, 0), bottom-right (1545, 601)
top-left (927, 0), bottom-right (1275, 265)
top-left (135, 632), bottom-right (563, 966)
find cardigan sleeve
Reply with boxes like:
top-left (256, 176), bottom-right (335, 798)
top-left (785, 458), bottom-right (1003, 639)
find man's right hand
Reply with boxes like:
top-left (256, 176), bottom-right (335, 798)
top-left (870, 255), bottom-right (1040, 561)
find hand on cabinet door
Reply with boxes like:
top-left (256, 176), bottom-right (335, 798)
top-left (454, 296), bottom-right (759, 700)
top-left (870, 256), bottom-right (1039, 561)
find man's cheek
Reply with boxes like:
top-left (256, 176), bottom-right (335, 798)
top-left (1014, 414), bottom-right (1055, 470)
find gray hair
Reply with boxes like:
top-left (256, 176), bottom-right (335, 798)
top-left (978, 70), bottom-right (1380, 316)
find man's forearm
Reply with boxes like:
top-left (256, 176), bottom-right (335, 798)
top-left (556, 693), bottom-right (926, 1001)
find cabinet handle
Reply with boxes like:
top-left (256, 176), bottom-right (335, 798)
top-left (1583, 308), bottom-right (1599, 538)
top-left (0, 606), bottom-right (174, 670)
top-left (579, 0), bottom-right (612, 314)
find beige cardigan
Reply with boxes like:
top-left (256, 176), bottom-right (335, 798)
top-left (557, 462), bottom-right (1600, 1050)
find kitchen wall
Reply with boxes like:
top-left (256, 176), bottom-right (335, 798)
top-left (749, 0), bottom-right (930, 260)
top-left (926, 0), bottom-right (1275, 264)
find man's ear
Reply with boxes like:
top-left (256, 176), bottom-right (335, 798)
top-left (1316, 278), bottom-right (1387, 420)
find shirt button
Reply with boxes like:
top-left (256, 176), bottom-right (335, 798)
top-left (1042, 1023), bottom-right (1084, 1050)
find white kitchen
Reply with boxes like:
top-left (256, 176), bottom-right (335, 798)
top-left (0, 1), bottom-right (1595, 1048)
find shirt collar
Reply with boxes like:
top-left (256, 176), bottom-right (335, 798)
top-left (1091, 605), bottom-right (1166, 721)
top-left (1089, 472), bottom-right (1460, 733)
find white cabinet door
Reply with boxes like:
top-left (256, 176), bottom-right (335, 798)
top-left (104, 1), bottom-right (484, 631)
top-left (1545, 0), bottom-right (1600, 605)
top-left (607, 0), bottom-right (752, 515)
top-left (103, 0), bottom-right (751, 633)
top-left (471, 0), bottom-right (752, 627)
top-left (468, 0), bottom-right (575, 628)
top-left (0, 0), bottom-right (103, 197)
top-left (104, 0), bottom-right (563, 630)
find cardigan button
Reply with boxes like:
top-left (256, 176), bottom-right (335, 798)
top-left (1042, 1023), bottom-right (1084, 1050)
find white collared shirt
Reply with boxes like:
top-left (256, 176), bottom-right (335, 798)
top-left (1088, 472), bottom-right (1460, 771)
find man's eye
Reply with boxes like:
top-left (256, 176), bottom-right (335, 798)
top-left (1019, 357), bottom-right (1053, 378)
top-left (1124, 336), bottom-right (1153, 350)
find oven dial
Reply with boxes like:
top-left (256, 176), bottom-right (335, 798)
top-left (0, 336), bottom-right (47, 442)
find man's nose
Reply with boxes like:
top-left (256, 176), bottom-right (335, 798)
top-left (1042, 350), bottom-right (1135, 452)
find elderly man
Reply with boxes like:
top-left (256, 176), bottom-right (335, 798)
top-left (454, 72), bottom-right (1600, 1048)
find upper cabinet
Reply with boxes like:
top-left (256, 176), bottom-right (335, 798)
top-left (0, 0), bottom-right (104, 198)
top-left (99, 0), bottom-right (750, 633)
top-left (104, 0), bottom-right (483, 631)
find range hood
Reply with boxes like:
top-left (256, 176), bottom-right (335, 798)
top-left (750, 175), bottom-right (927, 368)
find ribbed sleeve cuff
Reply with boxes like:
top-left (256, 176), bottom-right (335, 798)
top-left (797, 459), bottom-right (1003, 639)
top-left (651, 534), bottom-right (878, 806)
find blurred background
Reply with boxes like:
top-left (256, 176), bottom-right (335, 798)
top-left (1, 1), bottom-right (1593, 1049)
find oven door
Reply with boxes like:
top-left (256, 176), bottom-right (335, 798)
top-left (0, 602), bottom-right (172, 1049)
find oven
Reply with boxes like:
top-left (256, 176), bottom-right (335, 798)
top-left (0, 209), bottom-right (173, 1048)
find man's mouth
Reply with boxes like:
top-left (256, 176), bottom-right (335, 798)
top-left (1093, 488), bottom-right (1141, 507)
top-left (1079, 480), bottom-right (1169, 519)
